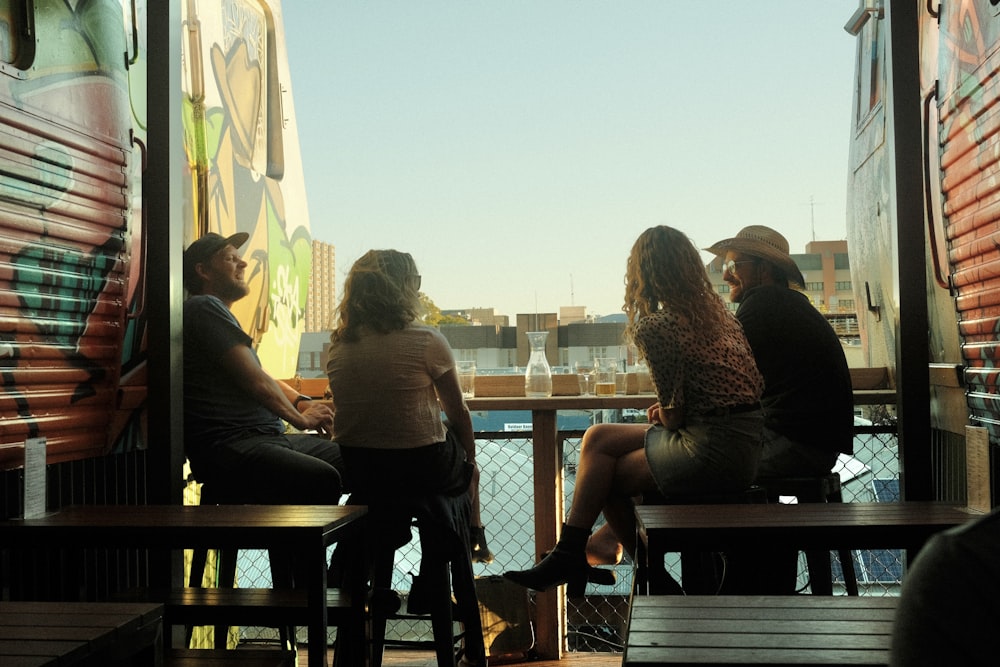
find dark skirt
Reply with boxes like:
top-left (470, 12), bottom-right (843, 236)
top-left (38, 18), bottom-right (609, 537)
top-left (644, 410), bottom-right (764, 496)
top-left (340, 429), bottom-right (473, 499)
top-left (339, 428), bottom-right (473, 558)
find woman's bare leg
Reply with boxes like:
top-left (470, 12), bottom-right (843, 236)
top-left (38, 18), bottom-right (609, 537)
top-left (565, 423), bottom-right (655, 531)
top-left (601, 493), bottom-right (641, 561)
top-left (582, 425), bottom-right (659, 563)
top-left (587, 522), bottom-right (624, 566)
top-left (504, 422), bottom-right (656, 592)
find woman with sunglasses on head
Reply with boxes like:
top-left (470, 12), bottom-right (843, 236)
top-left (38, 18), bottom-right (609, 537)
top-left (326, 249), bottom-right (490, 560)
top-left (504, 225), bottom-right (764, 593)
top-left (325, 249), bottom-right (490, 666)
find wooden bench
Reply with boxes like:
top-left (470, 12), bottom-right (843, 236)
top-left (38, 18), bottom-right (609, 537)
top-left (166, 647), bottom-right (297, 666)
top-left (635, 501), bottom-right (980, 595)
top-left (624, 595), bottom-right (898, 666)
top-left (0, 600), bottom-right (164, 666)
top-left (122, 586), bottom-right (358, 637)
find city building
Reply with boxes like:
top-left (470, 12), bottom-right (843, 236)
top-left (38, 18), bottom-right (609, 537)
top-left (437, 324), bottom-right (517, 369)
top-left (305, 240), bottom-right (336, 333)
top-left (296, 238), bottom-right (859, 376)
top-left (468, 308), bottom-right (509, 327)
top-left (296, 331), bottom-right (331, 379)
top-left (560, 305), bottom-right (588, 324)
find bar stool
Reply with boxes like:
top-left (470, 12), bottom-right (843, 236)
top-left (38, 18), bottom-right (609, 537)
top-left (755, 472), bottom-right (859, 595)
top-left (334, 493), bottom-right (485, 667)
top-left (186, 478), bottom-right (296, 649)
top-left (634, 486), bottom-right (767, 595)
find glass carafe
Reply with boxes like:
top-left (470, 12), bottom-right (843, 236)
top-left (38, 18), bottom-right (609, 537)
top-left (524, 331), bottom-right (553, 398)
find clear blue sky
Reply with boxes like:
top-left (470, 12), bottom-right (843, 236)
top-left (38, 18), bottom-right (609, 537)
top-left (282, 1), bottom-right (859, 319)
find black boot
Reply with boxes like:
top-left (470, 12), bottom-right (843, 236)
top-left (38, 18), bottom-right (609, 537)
top-left (535, 549), bottom-right (617, 596)
top-left (504, 524), bottom-right (616, 592)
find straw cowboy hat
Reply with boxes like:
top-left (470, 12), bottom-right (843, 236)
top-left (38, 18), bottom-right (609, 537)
top-left (705, 225), bottom-right (806, 288)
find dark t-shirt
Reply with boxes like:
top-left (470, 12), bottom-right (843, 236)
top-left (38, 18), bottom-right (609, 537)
top-left (736, 285), bottom-right (854, 454)
top-left (890, 508), bottom-right (1000, 666)
top-left (183, 295), bottom-right (283, 453)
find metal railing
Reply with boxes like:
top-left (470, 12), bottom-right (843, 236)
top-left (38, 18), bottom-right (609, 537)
top-left (204, 399), bottom-right (900, 657)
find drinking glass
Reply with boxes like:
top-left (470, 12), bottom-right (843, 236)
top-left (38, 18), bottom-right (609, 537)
top-left (457, 361), bottom-right (476, 398)
top-left (594, 358), bottom-right (618, 396)
top-left (574, 360), bottom-right (595, 395)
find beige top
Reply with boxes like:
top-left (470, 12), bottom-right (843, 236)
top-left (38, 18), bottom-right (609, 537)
top-left (326, 323), bottom-right (453, 449)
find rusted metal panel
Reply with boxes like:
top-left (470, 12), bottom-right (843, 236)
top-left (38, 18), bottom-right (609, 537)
top-left (938, 1), bottom-right (1000, 442)
top-left (0, 50), bottom-right (132, 468)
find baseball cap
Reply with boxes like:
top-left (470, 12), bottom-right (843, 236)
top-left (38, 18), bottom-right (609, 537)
top-left (183, 232), bottom-right (249, 292)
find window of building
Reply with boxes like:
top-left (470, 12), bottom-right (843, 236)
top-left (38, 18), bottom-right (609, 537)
top-left (0, 1), bottom-right (34, 72)
top-left (805, 282), bottom-right (824, 291)
top-left (793, 254), bottom-right (822, 271)
top-left (835, 280), bottom-right (853, 291)
top-left (295, 348), bottom-right (329, 373)
top-left (854, 12), bottom-right (883, 126)
top-left (589, 346), bottom-right (611, 360)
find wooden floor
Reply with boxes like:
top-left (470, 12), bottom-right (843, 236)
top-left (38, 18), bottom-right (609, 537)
top-left (300, 649), bottom-right (622, 666)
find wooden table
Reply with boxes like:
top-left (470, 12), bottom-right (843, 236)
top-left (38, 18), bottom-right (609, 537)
top-left (0, 600), bottom-right (164, 666)
top-left (635, 501), bottom-right (980, 593)
top-left (624, 595), bottom-right (899, 666)
top-left (0, 504), bottom-right (367, 667)
top-left (636, 501), bottom-right (979, 553)
top-left (466, 394), bottom-right (656, 658)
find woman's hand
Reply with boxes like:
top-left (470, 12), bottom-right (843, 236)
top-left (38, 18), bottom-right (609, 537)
top-left (660, 406), bottom-right (684, 430)
top-left (646, 402), bottom-right (683, 430)
top-left (646, 402), bottom-right (662, 425)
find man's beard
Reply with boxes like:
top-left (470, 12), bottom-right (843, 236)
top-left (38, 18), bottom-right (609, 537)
top-left (218, 279), bottom-right (250, 303)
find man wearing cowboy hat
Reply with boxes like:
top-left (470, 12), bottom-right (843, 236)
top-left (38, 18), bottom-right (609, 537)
top-left (183, 232), bottom-right (346, 506)
top-left (700, 226), bottom-right (854, 594)
top-left (705, 225), bottom-right (854, 477)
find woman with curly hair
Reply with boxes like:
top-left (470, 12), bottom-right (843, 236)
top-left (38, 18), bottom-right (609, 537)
top-left (326, 248), bottom-right (490, 560)
top-left (504, 225), bottom-right (764, 592)
top-left (327, 249), bottom-right (489, 665)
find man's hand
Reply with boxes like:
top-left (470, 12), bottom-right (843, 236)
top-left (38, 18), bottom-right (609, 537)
top-left (298, 402), bottom-right (334, 436)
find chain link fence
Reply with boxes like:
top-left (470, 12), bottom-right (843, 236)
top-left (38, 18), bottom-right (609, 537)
top-left (190, 406), bottom-right (901, 655)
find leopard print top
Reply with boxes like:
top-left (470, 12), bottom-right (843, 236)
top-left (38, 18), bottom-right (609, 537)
top-left (632, 309), bottom-right (763, 416)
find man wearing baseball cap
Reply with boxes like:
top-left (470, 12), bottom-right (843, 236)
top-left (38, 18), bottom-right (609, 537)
top-left (182, 232), bottom-right (345, 509)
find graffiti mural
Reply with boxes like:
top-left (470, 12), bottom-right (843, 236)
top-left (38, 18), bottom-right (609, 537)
top-left (0, 0), bottom-right (142, 468)
top-left (182, 0), bottom-right (311, 378)
top-left (937, 0), bottom-right (1000, 439)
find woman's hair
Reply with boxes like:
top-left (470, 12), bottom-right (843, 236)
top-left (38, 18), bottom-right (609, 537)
top-left (331, 249), bottom-right (421, 343)
top-left (623, 225), bottom-right (730, 334)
